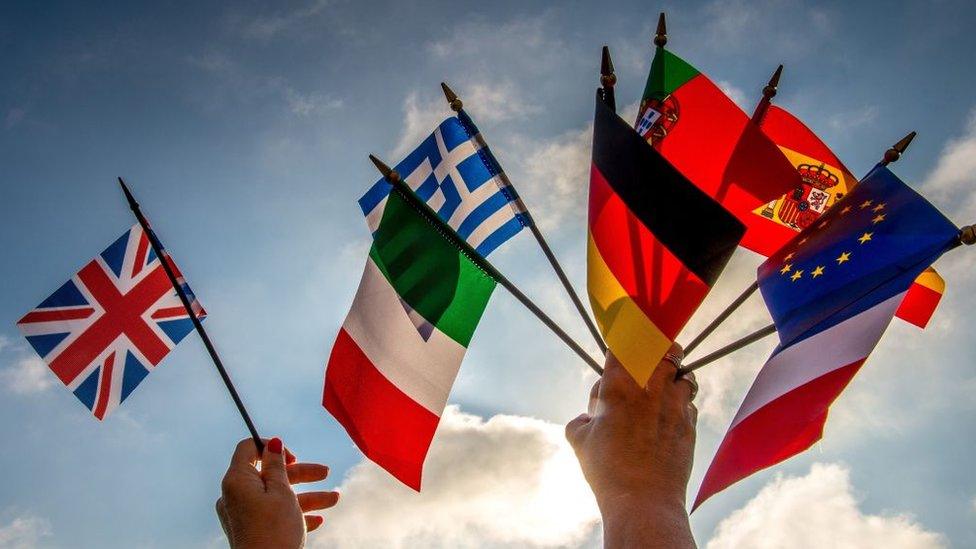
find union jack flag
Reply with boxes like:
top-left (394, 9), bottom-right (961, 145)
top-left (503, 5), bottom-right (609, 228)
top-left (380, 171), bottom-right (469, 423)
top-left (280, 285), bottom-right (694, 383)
top-left (16, 224), bottom-right (205, 419)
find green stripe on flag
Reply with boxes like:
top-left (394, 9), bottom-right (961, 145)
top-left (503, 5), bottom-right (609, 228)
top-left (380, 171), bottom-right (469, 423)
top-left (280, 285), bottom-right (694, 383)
top-left (370, 190), bottom-right (497, 347)
top-left (642, 47), bottom-right (700, 102)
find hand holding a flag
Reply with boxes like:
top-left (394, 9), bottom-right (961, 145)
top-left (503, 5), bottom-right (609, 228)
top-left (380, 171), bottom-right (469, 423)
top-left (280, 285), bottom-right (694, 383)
top-left (216, 438), bottom-right (339, 549)
top-left (565, 346), bottom-right (696, 549)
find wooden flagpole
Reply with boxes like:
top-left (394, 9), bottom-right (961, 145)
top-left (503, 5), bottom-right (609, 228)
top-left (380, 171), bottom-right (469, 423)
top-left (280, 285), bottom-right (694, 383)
top-left (368, 155), bottom-right (604, 375)
top-left (118, 178), bottom-right (264, 453)
top-left (439, 82), bottom-right (608, 355)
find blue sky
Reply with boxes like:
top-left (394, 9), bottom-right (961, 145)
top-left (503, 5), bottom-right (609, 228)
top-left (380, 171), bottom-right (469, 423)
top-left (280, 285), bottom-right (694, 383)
top-left (2, 1), bottom-right (975, 547)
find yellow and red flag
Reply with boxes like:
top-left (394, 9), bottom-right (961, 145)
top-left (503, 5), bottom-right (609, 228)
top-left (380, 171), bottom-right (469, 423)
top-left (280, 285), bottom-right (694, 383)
top-left (589, 93), bottom-right (744, 385)
top-left (755, 104), bottom-right (945, 328)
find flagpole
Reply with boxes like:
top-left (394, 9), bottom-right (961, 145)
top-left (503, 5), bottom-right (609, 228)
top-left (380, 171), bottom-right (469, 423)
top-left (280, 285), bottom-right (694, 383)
top-left (600, 46), bottom-right (616, 113)
top-left (678, 323), bottom-right (776, 375)
top-left (368, 155), bottom-right (604, 375)
top-left (751, 64), bottom-right (783, 124)
top-left (678, 221), bottom-right (976, 375)
top-left (678, 131), bottom-right (918, 362)
top-left (655, 12), bottom-right (667, 47)
top-left (440, 82), bottom-right (608, 356)
top-left (118, 178), bottom-right (264, 453)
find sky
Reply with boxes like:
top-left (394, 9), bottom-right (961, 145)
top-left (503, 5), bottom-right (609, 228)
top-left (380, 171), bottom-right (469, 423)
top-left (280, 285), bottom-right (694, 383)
top-left (1, 0), bottom-right (975, 547)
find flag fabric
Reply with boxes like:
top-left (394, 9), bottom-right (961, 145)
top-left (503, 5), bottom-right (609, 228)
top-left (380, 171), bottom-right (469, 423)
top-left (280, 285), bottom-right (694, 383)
top-left (895, 267), bottom-right (945, 328)
top-left (358, 113), bottom-right (529, 256)
top-left (324, 185), bottom-right (498, 490)
top-left (589, 92), bottom-right (744, 386)
top-left (635, 47), bottom-right (802, 253)
top-left (751, 104), bottom-right (858, 255)
top-left (755, 104), bottom-right (946, 328)
top-left (16, 224), bottom-right (205, 420)
top-left (694, 166), bottom-right (958, 509)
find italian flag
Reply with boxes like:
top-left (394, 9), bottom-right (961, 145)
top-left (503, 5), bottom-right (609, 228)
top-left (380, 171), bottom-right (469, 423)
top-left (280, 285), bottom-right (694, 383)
top-left (636, 47), bottom-right (802, 254)
top-left (323, 187), bottom-right (496, 490)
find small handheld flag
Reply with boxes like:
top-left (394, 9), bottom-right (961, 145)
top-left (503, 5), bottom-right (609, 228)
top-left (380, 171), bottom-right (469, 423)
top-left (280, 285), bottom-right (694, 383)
top-left (16, 223), bottom-right (205, 419)
top-left (635, 13), bottom-right (802, 252)
top-left (588, 90), bottom-right (744, 386)
top-left (694, 165), bottom-right (960, 509)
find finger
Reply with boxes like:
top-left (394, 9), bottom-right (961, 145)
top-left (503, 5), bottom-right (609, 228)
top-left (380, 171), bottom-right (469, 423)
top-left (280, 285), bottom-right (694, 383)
top-left (305, 515), bottom-right (325, 532)
top-left (599, 352), bottom-right (640, 400)
top-left (646, 343), bottom-right (683, 394)
top-left (260, 437), bottom-right (290, 489)
top-left (673, 370), bottom-right (697, 402)
top-left (298, 491), bottom-right (341, 512)
top-left (229, 438), bottom-right (261, 471)
top-left (586, 379), bottom-right (601, 416)
top-left (285, 446), bottom-right (297, 466)
top-left (565, 413), bottom-right (592, 447)
top-left (287, 463), bottom-right (331, 485)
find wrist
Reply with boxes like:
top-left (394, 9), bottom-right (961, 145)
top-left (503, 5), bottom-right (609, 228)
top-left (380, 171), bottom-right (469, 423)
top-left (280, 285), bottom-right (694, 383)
top-left (599, 495), bottom-right (693, 549)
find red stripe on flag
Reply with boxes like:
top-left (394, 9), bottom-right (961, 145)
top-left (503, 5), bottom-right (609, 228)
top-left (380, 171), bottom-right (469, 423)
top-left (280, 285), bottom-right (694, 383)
top-left (589, 165), bottom-right (708, 338)
top-left (323, 328), bottom-right (439, 491)
top-left (132, 231), bottom-right (150, 278)
top-left (151, 307), bottom-right (187, 319)
top-left (693, 359), bottom-right (865, 511)
top-left (895, 282), bottom-right (942, 329)
top-left (93, 351), bottom-right (116, 420)
top-left (18, 308), bottom-right (96, 324)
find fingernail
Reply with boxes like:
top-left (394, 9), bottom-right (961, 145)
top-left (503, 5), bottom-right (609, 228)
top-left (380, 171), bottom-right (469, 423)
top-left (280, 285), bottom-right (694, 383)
top-left (268, 437), bottom-right (283, 455)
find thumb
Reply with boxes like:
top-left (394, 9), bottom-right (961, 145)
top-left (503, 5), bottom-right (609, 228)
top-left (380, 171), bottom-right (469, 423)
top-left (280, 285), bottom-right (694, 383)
top-left (565, 413), bottom-right (592, 449)
top-left (260, 437), bottom-right (290, 490)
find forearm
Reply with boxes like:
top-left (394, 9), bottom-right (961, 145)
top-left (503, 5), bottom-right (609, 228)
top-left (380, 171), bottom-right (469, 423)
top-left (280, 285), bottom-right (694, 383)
top-left (600, 497), bottom-right (695, 549)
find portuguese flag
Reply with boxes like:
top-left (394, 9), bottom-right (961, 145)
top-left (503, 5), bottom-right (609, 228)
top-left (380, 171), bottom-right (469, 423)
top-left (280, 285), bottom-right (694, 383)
top-left (757, 104), bottom-right (945, 328)
top-left (590, 93), bottom-right (744, 385)
top-left (636, 47), bottom-right (801, 254)
top-left (324, 186), bottom-right (496, 490)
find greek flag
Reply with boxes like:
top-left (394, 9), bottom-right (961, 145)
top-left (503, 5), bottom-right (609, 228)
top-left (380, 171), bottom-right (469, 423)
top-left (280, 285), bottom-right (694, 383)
top-left (359, 112), bottom-right (529, 256)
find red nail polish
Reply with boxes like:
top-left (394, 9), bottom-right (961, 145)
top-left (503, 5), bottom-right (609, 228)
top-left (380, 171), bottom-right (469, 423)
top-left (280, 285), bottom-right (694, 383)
top-left (267, 437), bottom-right (283, 455)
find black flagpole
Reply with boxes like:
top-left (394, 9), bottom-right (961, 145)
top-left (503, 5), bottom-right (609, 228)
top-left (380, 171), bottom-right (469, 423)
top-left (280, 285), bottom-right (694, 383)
top-left (368, 155), bottom-right (604, 375)
top-left (440, 82), bottom-right (608, 356)
top-left (118, 178), bottom-right (264, 453)
top-left (679, 131), bottom-right (917, 362)
top-left (600, 46), bottom-right (616, 113)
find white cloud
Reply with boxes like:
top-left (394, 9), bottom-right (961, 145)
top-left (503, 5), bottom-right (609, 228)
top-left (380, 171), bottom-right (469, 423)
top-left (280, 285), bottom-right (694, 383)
top-left (390, 82), bottom-right (536, 160)
top-left (717, 81), bottom-right (748, 111)
top-left (284, 88), bottom-right (343, 117)
top-left (311, 406), bottom-right (601, 549)
top-left (236, 0), bottom-right (331, 40)
top-left (698, 0), bottom-right (834, 56)
top-left (923, 108), bottom-right (976, 219)
top-left (0, 513), bottom-right (52, 549)
top-left (511, 125), bottom-right (592, 232)
top-left (828, 105), bottom-right (879, 132)
top-left (706, 463), bottom-right (946, 549)
top-left (4, 108), bottom-right (26, 130)
top-left (0, 356), bottom-right (54, 395)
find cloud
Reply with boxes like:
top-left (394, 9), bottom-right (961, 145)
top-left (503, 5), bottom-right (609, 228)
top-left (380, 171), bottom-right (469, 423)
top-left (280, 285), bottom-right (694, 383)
top-left (698, 0), bottom-right (834, 56)
top-left (0, 355), bottom-right (54, 395)
top-left (717, 81), bottom-right (748, 111)
top-left (311, 406), bottom-right (601, 549)
top-left (284, 88), bottom-right (343, 117)
top-left (234, 0), bottom-right (332, 40)
top-left (923, 107), bottom-right (976, 219)
top-left (0, 513), bottom-right (52, 549)
top-left (390, 82), bottom-right (536, 160)
top-left (706, 463), bottom-right (946, 549)
top-left (828, 105), bottom-right (879, 132)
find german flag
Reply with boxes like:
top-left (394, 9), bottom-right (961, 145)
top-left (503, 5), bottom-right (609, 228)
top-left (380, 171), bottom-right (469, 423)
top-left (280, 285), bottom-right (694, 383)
top-left (589, 93), bottom-right (745, 385)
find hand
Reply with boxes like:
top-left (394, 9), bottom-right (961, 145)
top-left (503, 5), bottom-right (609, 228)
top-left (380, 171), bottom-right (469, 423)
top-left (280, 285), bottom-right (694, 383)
top-left (216, 437), bottom-right (339, 549)
top-left (565, 345), bottom-right (697, 549)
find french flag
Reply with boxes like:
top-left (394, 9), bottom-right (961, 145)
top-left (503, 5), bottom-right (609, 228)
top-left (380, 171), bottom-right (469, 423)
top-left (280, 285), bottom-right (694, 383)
top-left (694, 165), bottom-right (959, 510)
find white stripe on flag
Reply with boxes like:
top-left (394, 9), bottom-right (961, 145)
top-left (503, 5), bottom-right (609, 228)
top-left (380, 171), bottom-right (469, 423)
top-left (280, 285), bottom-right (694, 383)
top-left (465, 190), bottom-right (519, 251)
top-left (341, 257), bottom-right (466, 415)
top-left (730, 292), bottom-right (904, 429)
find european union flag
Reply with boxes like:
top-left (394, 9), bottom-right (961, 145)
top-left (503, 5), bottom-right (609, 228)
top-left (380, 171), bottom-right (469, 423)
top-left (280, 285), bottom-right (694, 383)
top-left (759, 165), bottom-right (959, 347)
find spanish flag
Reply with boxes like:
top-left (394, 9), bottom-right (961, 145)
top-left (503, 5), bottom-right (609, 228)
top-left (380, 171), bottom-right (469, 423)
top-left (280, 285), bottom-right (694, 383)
top-left (589, 93), bottom-right (745, 385)
top-left (636, 47), bottom-right (802, 254)
top-left (756, 104), bottom-right (945, 329)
